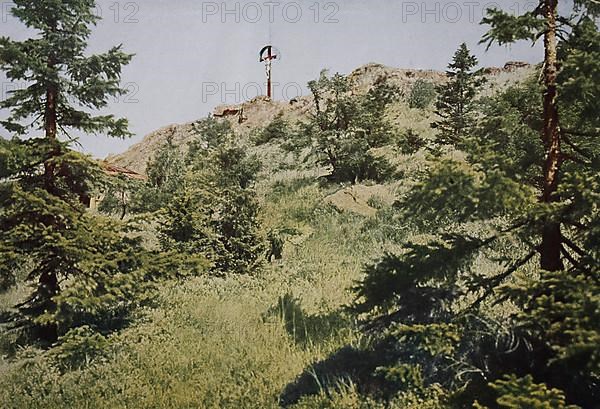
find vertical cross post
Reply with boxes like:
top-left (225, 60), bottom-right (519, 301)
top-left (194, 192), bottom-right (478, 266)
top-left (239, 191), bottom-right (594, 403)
top-left (266, 47), bottom-right (272, 99)
top-left (260, 45), bottom-right (278, 100)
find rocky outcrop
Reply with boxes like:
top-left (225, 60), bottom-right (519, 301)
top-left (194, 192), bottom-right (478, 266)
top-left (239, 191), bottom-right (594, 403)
top-left (105, 122), bottom-right (196, 174)
top-left (106, 62), bottom-right (536, 175)
top-left (99, 162), bottom-right (146, 180)
top-left (504, 61), bottom-right (531, 71)
top-left (348, 63), bottom-right (447, 95)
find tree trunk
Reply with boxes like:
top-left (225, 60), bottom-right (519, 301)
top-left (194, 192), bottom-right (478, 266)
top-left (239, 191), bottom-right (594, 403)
top-left (540, 0), bottom-right (563, 272)
top-left (43, 68), bottom-right (58, 194)
top-left (37, 270), bottom-right (59, 341)
top-left (41, 57), bottom-right (60, 341)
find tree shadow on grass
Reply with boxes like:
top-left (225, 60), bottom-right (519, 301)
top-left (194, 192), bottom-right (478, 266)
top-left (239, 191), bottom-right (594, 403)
top-left (264, 293), bottom-right (351, 348)
top-left (279, 344), bottom-right (389, 406)
top-left (264, 294), bottom-right (395, 406)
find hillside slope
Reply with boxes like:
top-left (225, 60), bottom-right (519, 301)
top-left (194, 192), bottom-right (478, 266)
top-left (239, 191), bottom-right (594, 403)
top-left (107, 62), bottom-right (534, 174)
top-left (1, 60), bottom-right (541, 409)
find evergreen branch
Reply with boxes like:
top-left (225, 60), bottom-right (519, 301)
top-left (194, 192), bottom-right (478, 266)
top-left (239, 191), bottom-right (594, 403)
top-left (57, 123), bottom-right (83, 149)
top-left (562, 128), bottom-right (600, 139)
top-left (561, 152), bottom-right (590, 166)
top-left (561, 219), bottom-right (588, 232)
top-left (561, 245), bottom-right (599, 284)
top-left (562, 132), bottom-right (594, 160)
top-left (467, 250), bottom-right (537, 312)
top-left (463, 221), bottom-right (530, 255)
top-left (560, 245), bottom-right (581, 268)
top-left (556, 16), bottom-right (576, 28)
top-left (561, 235), bottom-right (586, 257)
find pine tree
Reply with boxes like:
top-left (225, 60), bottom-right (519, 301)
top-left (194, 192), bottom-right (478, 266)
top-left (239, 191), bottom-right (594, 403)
top-left (479, 0), bottom-right (600, 272)
top-left (0, 0), bottom-right (136, 341)
top-left (432, 43), bottom-right (483, 146)
top-left (345, 2), bottom-right (600, 407)
top-left (266, 71), bottom-right (398, 182)
top-left (159, 118), bottom-right (264, 276)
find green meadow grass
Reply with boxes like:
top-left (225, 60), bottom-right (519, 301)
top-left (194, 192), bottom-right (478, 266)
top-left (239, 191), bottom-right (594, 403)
top-left (0, 177), bottom-right (404, 408)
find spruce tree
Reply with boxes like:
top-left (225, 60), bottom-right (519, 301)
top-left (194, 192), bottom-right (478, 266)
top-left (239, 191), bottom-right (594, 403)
top-left (432, 43), bottom-right (483, 146)
top-left (0, 0), bottom-right (137, 341)
top-left (346, 2), bottom-right (600, 407)
top-left (159, 118), bottom-right (264, 276)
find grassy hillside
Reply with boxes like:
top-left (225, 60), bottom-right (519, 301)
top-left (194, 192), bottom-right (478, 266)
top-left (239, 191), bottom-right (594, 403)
top-left (0, 176), bottom-right (404, 408)
top-left (0, 62), bottom-right (539, 408)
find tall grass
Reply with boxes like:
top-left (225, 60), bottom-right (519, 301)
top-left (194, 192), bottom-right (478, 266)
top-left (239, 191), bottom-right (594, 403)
top-left (0, 176), bottom-right (403, 408)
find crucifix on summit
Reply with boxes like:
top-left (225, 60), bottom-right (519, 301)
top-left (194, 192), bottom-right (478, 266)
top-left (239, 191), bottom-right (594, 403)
top-left (259, 45), bottom-right (278, 99)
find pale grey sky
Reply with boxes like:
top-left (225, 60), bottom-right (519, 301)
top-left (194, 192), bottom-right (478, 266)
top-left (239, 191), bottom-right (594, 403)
top-left (1, 0), bottom-right (565, 158)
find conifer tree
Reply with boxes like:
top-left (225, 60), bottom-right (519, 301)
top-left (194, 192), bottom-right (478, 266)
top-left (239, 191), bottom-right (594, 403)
top-left (479, 0), bottom-right (600, 272)
top-left (160, 119), bottom-right (264, 276)
top-left (345, 2), bottom-right (600, 407)
top-left (0, 0), bottom-right (137, 341)
top-left (299, 71), bottom-right (397, 182)
top-left (432, 43), bottom-right (483, 146)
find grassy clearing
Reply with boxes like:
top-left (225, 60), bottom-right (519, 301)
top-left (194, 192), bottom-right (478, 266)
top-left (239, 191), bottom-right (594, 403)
top-left (0, 176), bottom-right (403, 408)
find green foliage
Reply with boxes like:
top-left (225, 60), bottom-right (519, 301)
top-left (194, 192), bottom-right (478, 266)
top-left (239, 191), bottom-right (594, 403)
top-left (97, 174), bottom-right (143, 219)
top-left (476, 375), bottom-right (578, 409)
top-left (297, 70), bottom-right (397, 182)
top-left (501, 270), bottom-right (600, 400)
top-left (374, 363), bottom-right (424, 391)
top-left (0, 141), bottom-right (197, 337)
top-left (0, 0), bottom-right (165, 343)
top-left (480, 9), bottom-right (546, 49)
top-left (352, 233), bottom-right (484, 318)
top-left (389, 323), bottom-right (460, 357)
top-left (188, 116), bottom-right (235, 154)
top-left (103, 135), bottom-right (184, 216)
top-left (408, 79), bottom-right (437, 109)
top-left (253, 112), bottom-right (292, 145)
top-left (50, 325), bottom-right (111, 371)
top-left (160, 118), bottom-right (264, 275)
top-left (401, 159), bottom-right (536, 226)
top-left (470, 78), bottom-right (544, 185)
top-left (1, 2), bottom-right (598, 408)
top-left (396, 128), bottom-right (428, 155)
top-left (0, 0), bottom-right (133, 138)
top-left (339, 10), bottom-right (600, 408)
top-left (557, 17), bottom-right (600, 171)
top-left (432, 43), bottom-right (484, 146)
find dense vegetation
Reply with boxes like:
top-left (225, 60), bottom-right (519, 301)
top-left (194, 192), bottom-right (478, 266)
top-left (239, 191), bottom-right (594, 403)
top-left (1, 0), bottom-right (598, 408)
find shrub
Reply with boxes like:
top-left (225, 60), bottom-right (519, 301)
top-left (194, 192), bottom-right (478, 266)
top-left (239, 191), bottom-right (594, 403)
top-left (408, 79), bottom-right (436, 109)
top-left (253, 113), bottom-right (292, 145)
top-left (50, 326), bottom-right (111, 371)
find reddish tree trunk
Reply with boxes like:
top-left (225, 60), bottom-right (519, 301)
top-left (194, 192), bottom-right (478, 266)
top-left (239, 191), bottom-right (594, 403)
top-left (540, 0), bottom-right (563, 272)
